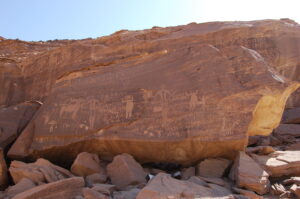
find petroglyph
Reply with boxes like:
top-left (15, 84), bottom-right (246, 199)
top-left (88, 98), bottom-right (98, 129)
top-left (189, 91), bottom-right (206, 110)
top-left (59, 98), bottom-right (81, 120)
top-left (123, 95), bottom-right (134, 119)
top-left (141, 88), bottom-right (153, 102)
top-left (48, 120), bottom-right (57, 133)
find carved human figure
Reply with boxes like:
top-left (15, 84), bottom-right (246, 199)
top-left (124, 95), bottom-right (134, 119)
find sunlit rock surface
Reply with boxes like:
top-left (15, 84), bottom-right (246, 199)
top-left (2, 19), bottom-right (300, 165)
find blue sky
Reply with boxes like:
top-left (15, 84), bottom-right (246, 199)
top-left (1, 0), bottom-right (299, 41)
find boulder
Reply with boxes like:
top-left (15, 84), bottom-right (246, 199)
top-left (251, 151), bottom-right (300, 177)
top-left (230, 151), bottom-right (270, 195)
top-left (107, 154), bottom-right (146, 189)
top-left (9, 158), bottom-right (74, 184)
top-left (0, 102), bottom-right (40, 149)
top-left (136, 173), bottom-right (214, 199)
top-left (181, 166), bottom-right (195, 180)
top-left (197, 158), bottom-right (231, 178)
top-left (5, 178), bottom-right (36, 198)
top-left (7, 20), bottom-right (300, 166)
top-left (71, 152), bottom-right (105, 177)
top-left (11, 177), bottom-right (84, 199)
top-left (281, 107), bottom-right (300, 124)
top-left (0, 148), bottom-right (7, 190)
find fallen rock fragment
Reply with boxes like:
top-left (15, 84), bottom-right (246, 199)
top-left (71, 152), bottom-right (105, 177)
top-left (113, 188), bottom-right (140, 199)
top-left (90, 184), bottom-right (116, 196)
top-left (251, 151), bottom-right (300, 177)
top-left (9, 158), bottom-right (74, 184)
top-left (187, 176), bottom-right (208, 186)
top-left (0, 148), bottom-right (8, 190)
top-left (270, 183), bottom-right (286, 196)
top-left (246, 146), bottom-right (275, 155)
top-left (5, 178), bottom-right (36, 198)
top-left (107, 153), bottom-right (146, 189)
top-left (197, 158), bottom-right (231, 178)
top-left (85, 173), bottom-right (107, 187)
top-left (230, 151), bottom-right (270, 195)
top-left (136, 173), bottom-right (214, 199)
top-left (208, 183), bottom-right (232, 197)
top-left (11, 177), bottom-right (84, 199)
top-left (283, 177), bottom-right (300, 185)
top-left (198, 176), bottom-right (228, 186)
top-left (233, 187), bottom-right (263, 199)
top-left (290, 184), bottom-right (300, 198)
top-left (181, 166), bottom-right (195, 180)
top-left (82, 187), bottom-right (109, 199)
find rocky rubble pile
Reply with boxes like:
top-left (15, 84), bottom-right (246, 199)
top-left (0, 106), bottom-right (300, 198)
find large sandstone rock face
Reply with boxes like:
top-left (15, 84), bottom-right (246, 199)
top-left (3, 19), bottom-right (300, 165)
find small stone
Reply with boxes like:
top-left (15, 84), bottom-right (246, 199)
top-left (197, 158), bottom-right (231, 178)
top-left (198, 176), bottom-right (227, 186)
top-left (290, 184), bottom-right (300, 198)
top-left (181, 167), bottom-right (195, 180)
top-left (149, 168), bottom-right (166, 175)
top-left (230, 151), bottom-right (270, 195)
top-left (283, 177), bottom-right (300, 185)
top-left (85, 173), bottom-right (107, 187)
top-left (270, 183), bottom-right (286, 195)
top-left (136, 173), bottom-right (214, 199)
top-left (82, 187), bottom-right (109, 199)
top-left (113, 188), bottom-right (140, 199)
top-left (71, 152), bottom-right (105, 177)
top-left (91, 184), bottom-right (116, 195)
top-left (208, 183), bottom-right (232, 197)
top-left (187, 176), bottom-right (208, 186)
top-left (233, 187), bottom-right (263, 199)
top-left (246, 146), bottom-right (275, 155)
top-left (107, 153), bottom-right (147, 189)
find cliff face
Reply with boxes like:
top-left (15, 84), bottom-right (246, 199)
top-left (1, 19), bottom-right (300, 165)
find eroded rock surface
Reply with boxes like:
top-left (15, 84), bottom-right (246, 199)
top-left (4, 19), bottom-right (300, 165)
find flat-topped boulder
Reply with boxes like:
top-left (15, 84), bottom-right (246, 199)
top-left (4, 20), bottom-right (300, 165)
